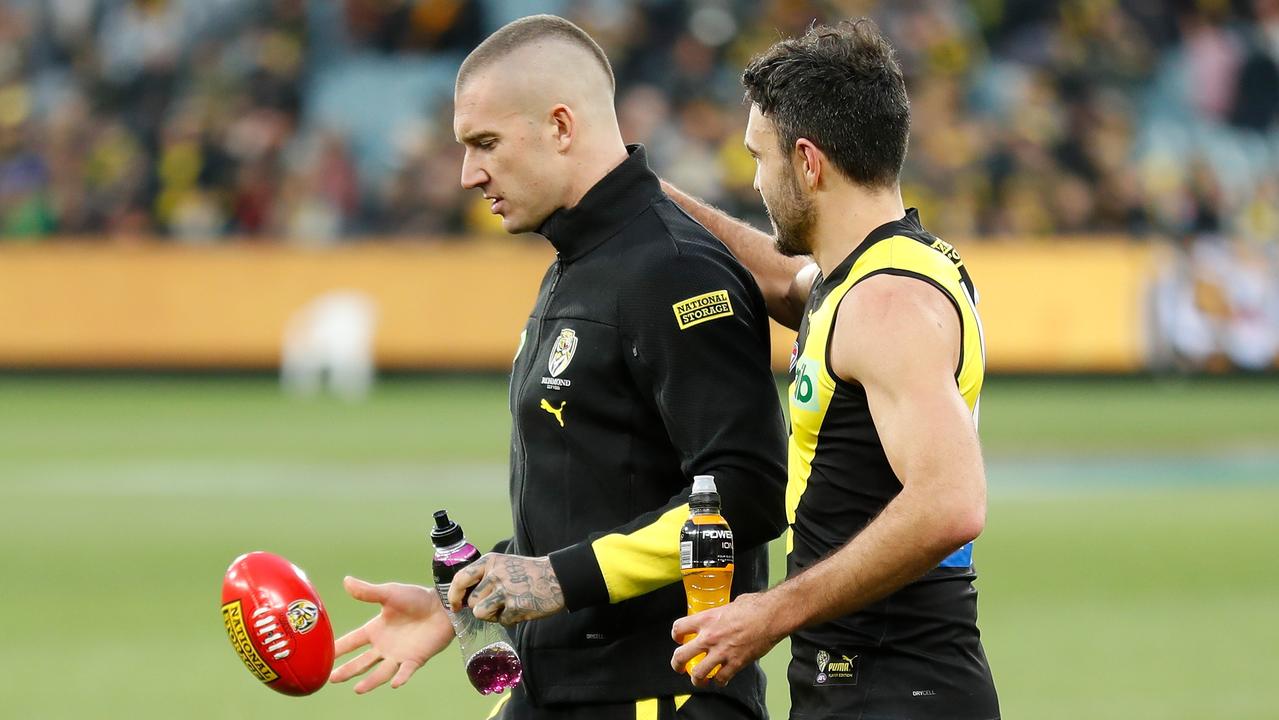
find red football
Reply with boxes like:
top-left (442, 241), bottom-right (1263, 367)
top-left (221, 551), bottom-right (335, 696)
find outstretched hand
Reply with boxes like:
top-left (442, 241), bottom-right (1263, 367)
top-left (329, 576), bottom-right (455, 694)
top-left (446, 553), bottom-right (565, 626)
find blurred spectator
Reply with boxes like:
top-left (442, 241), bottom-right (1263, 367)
top-left (1154, 238), bottom-right (1279, 372)
top-left (0, 0), bottom-right (1275, 247)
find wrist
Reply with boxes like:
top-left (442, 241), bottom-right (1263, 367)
top-left (759, 585), bottom-right (805, 641)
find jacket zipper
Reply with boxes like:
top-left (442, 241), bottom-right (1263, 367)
top-left (511, 257), bottom-right (561, 704)
top-left (549, 257), bottom-right (563, 293)
top-left (517, 257), bottom-right (563, 545)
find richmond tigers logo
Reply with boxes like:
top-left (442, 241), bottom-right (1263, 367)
top-left (286, 600), bottom-right (320, 634)
top-left (548, 328), bottom-right (578, 377)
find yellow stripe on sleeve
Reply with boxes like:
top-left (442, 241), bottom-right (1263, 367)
top-left (591, 504), bottom-right (689, 603)
top-left (636, 697), bottom-right (659, 720)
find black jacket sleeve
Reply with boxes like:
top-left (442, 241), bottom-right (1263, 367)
top-left (548, 246), bottom-right (788, 609)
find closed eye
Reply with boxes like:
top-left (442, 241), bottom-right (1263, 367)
top-left (459, 132), bottom-right (499, 151)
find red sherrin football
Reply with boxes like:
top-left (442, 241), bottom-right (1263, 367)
top-left (221, 551), bottom-right (335, 696)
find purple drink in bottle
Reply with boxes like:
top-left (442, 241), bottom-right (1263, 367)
top-left (464, 642), bottom-right (523, 695)
top-left (430, 510), bottom-right (523, 695)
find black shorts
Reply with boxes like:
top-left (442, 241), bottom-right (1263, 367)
top-left (787, 635), bottom-right (999, 720)
top-left (487, 683), bottom-right (763, 720)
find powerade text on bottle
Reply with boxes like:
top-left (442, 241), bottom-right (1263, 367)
top-left (430, 510), bottom-right (523, 695)
top-left (679, 475), bottom-right (733, 677)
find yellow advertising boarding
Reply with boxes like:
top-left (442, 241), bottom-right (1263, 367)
top-left (0, 239), bottom-right (1160, 372)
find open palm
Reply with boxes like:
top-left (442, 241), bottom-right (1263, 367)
top-left (329, 576), bottom-right (456, 693)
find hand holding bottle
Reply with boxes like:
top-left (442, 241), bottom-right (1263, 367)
top-left (329, 576), bottom-right (456, 693)
top-left (671, 591), bottom-right (785, 688)
top-left (432, 511), bottom-right (524, 695)
top-left (678, 475), bottom-right (735, 678)
top-left (446, 553), bottom-right (565, 625)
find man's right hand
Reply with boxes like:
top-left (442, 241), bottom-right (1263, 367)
top-left (329, 576), bottom-right (455, 693)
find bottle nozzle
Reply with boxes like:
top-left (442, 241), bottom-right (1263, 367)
top-left (430, 509), bottom-right (464, 547)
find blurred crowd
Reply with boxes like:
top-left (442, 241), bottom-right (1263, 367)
top-left (0, 0), bottom-right (1277, 247)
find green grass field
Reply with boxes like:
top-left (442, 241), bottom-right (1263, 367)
top-left (2, 375), bottom-right (1277, 719)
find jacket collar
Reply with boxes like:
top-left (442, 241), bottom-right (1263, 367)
top-left (537, 144), bottom-right (661, 261)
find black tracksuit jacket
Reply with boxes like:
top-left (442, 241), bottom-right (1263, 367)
top-left (496, 145), bottom-right (787, 713)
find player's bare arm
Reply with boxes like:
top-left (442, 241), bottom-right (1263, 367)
top-left (447, 553), bottom-right (565, 625)
top-left (661, 180), bottom-right (816, 330)
top-left (671, 274), bottom-right (986, 686)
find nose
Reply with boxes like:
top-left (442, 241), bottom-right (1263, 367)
top-left (752, 167), bottom-right (761, 194)
top-left (460, 150), bottom-right (490, 190)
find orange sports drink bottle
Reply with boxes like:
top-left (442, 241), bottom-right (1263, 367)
top-left (679, 474), bottom-right (733, 678)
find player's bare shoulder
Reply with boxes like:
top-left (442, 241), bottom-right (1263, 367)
top-left (829, 273), bottom-right (962, 386)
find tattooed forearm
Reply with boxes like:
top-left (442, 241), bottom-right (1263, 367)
top-left (469, 554), bottom-right (565, 625)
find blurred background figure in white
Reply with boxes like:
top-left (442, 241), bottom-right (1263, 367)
top-left (280, 290), bottom-right (378, 400)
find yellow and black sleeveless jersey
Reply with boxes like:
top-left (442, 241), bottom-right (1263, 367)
top-left (785, 209), bottom-right (998, 719)
top-left (786, 208), bottom-right (984, 569)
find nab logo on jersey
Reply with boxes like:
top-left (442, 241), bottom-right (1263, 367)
top-left (792, 358), bottom-right (821, 412)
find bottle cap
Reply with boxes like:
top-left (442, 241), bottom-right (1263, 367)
top-left (430, 509), bottom-right (464, 547)
top-left (692, 475), bottom-right (717, 494)
top-left (690, 475), bottom-right (720, 511)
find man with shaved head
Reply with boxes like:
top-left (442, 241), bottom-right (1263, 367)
top-left (452, 15), bottom-right (625, 236)
top-left (330, 15), bottom-right (786, 720)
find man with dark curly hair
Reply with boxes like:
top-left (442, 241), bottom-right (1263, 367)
top-left (666, 19), bottom-right (1000, 720)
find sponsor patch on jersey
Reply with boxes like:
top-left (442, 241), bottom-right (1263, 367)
top-left (814, 649), bottom-right (859, 686)
top-left (672, 290), bottom-right (734, 330)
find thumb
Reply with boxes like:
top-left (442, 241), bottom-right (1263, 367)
top-left (344, 575), bottom-right (388, 604)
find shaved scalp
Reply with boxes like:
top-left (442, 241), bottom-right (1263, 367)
top-left (458, 14), bottom-right (615, 95)
top-left (453, 13), bottom-right (629, 230)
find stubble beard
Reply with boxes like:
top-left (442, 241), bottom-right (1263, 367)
top-left (766, 168), bottom-right (816, 258)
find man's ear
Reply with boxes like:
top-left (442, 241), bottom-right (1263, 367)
top-left (795, 138), bottom-right (824, 190)
top-left (550, 104), bottom-right (575, 153)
